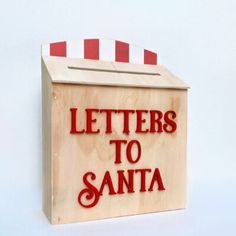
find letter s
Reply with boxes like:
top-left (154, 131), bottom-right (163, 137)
top-left (78, 172), bottom-right (100, 208)
top-left (163, 111), bottom-right (177, 133)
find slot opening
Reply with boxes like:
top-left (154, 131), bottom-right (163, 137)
top-left (68, 66), bottom-right (161, 76)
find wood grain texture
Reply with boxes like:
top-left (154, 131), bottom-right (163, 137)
top-left (50, 84), bottom-right (187, 224)
top-left (42, 56), bottom-right (189, 90)
top-left (42, 56), bottom-right (189, 224)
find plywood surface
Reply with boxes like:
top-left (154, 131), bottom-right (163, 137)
top-left (42, 60), bottom-right (52, 220)
top-left (42, 56), bottom-right (189, 90)
top-left (48, 83), bottom-right (187, 224)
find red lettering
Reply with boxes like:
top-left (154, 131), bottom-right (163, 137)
top-left (136, 110), bottom-right (149, 133)
top-left (117, 109), bottom-right (135, 134)
top-left (78, 172), bottom-right (100, 208)
top-left (117, 170), bottom-right (135, 194)
top-left (99, 171), bottom-right (116, 195)
top-left (135, 169), bottom-right (152, 192)
top-left (150, 110), bottom-right (163, 133)
top-left (100, 109), bottom-right (117, 134)
top-left (70, 108), bottom-right (85, 134)
top-left (126, 140), bottom-right (141, 164)
top-left (110, 139), bottom-right (127, 164)
top-left (70, 108), bottom-right (177, 135)
top-left (86, 108), bottom-right (100, 133)
top-left (148, 168), bottom-right (165, 191)
top-left (78, 168), bottom-right (165, 208)
top-left (163, 110), bottom-right (177, 133)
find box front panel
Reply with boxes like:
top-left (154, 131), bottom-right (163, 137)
top-left (51, 84), bottom-right (187, 224)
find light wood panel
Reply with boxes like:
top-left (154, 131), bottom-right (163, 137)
top-left (42, 59), bottom-right (52, 221)
top-left (42, 56), bottom-right (189, 90)
top-left (42, 56), bottom-right (189, 224)
top-left (48, 83), bottom-right (187, 224)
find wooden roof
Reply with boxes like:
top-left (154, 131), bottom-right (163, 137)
top-left (42, 56), bottom-right (189, 90)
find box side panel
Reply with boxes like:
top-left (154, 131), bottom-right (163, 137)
top-left (51, 84), bottom-right (187, 224)
top-left (42, 59), bottom-right (52, 222)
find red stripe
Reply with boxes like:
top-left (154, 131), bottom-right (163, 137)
top-left (50, 41), bottom-right (66, 57)
top-left (115, 41), bottom-right (129, 63)
top-left (144, 49), bottom-right (157, 65)
top-left (84, 39), bottom-right (99, 60)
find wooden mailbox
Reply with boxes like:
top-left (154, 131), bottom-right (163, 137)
top-left (42, 39), bottom-right (189, 224)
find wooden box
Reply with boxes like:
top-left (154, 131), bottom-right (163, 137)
top-left (42, 40), bottom-right (189, 224)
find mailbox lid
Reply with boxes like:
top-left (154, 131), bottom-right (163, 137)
top-left (42, 56), bottom-right (189, 90)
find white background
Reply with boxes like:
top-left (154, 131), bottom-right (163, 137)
top-left (0, 0), bottom-right (236, 235)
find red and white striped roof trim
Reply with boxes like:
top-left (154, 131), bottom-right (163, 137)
top-left (41, 39), bottom-right (158, 65)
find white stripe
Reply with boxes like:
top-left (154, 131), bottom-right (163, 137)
top-left (78, 40), bottom-right (84, 58)
top-left (130, 45), bottom-right (144, 64)
top-left (67, 40), bottom-right (79, 58)
top-left (67, 40), bottom-right (84, 59)
top-left (41, 44), bottom-right (50, 56)
top-left (100, 39), bottom-right (115, 62)
top-left (156, 53), bottom-right (160, 65)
